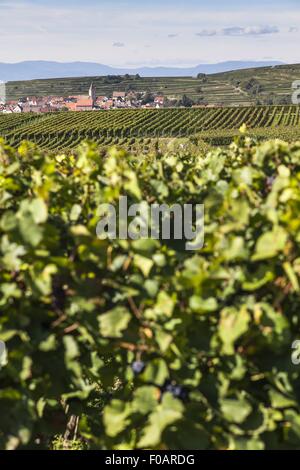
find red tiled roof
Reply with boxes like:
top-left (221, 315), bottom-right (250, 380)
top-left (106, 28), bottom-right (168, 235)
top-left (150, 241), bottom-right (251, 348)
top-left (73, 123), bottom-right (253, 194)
top-left (76, 98), bottom-right (93, 107)
top-left (113, 91), bottom-right (126, 97)
top-left (65, 102), bottom-right (77, 111)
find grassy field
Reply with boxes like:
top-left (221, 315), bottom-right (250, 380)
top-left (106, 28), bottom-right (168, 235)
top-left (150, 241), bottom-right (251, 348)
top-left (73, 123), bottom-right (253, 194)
top-left (1, 105), bottom-right (300, 151)
top-left (5, 63), bottom-right (300, 106)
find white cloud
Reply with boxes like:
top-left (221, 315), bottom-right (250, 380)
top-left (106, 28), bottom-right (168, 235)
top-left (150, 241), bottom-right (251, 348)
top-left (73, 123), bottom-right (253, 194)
top-left (222, 25), bottom-right (279, 36)
top-left (196, 29), bottom-right (217, 37)
top-left (196, 25), bottom-right (279, 37)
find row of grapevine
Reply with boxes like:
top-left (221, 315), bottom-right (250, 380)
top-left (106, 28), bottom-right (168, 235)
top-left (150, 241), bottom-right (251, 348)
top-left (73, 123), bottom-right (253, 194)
top-left (1, 105), bottom-right (300, 149)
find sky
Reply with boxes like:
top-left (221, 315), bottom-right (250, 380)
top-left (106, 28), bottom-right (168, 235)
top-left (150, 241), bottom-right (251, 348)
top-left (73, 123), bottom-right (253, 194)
top-left (0, 0), bottom-right (300, 66)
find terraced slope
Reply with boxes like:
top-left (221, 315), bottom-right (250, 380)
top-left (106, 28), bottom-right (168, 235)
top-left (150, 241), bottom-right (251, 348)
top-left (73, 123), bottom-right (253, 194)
top-left (5, 63), bottom-right (300, 106)
top-left (6, 75), bottom-right (251, 106)
top-left (215, 64), bottom-right (300, 101)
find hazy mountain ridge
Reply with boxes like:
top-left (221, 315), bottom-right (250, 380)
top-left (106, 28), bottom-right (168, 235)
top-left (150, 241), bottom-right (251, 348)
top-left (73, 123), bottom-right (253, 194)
top-left (0, 60), bottom-right (284, 81)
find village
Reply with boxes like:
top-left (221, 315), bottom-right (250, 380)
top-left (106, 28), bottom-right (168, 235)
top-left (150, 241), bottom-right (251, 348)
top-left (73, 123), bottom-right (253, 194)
top-left (0, 82), bottom-right (170, 114)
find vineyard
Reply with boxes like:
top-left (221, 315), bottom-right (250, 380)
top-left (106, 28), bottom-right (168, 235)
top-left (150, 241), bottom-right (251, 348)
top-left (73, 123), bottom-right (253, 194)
top-left (1, 105), bottom-right (300, 151)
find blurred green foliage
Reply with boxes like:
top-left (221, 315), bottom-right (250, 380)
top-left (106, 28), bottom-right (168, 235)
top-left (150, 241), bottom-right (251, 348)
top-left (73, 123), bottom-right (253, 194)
top-left (1, 135), bottom-right (300, 449)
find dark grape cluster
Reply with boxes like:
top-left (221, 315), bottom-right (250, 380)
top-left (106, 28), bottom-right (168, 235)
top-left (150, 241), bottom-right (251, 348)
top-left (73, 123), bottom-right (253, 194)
top-left (263, 175), bottom-right (276, 196)
top-left (266, 175), bottom-right (275, 187)
top-left (131, 361), bottom-right (145, 375)
top-left (162, 381), bottom-right (189, 402)
top-left (131, 360), bottom-right (189, 401)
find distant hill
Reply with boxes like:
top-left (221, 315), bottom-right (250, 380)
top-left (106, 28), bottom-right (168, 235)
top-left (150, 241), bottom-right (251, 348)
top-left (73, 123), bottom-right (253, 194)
top-left (0, 60), bottom-right (284, 81)
top-left (5, 62), bottom-right (299, 107)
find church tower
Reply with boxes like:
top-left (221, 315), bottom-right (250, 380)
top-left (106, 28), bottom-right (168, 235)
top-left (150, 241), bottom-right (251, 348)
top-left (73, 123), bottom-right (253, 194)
top-left (89, 82), bottom-right (97, 106)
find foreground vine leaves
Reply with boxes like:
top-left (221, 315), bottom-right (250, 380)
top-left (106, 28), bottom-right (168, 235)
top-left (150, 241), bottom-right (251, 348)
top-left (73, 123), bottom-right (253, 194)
top-left (1, 136), bottom-right (300, 450)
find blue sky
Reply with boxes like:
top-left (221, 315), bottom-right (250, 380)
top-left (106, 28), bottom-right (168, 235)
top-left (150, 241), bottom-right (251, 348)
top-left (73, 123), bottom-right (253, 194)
top-left (0, 0), bottom-right (300, 65)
